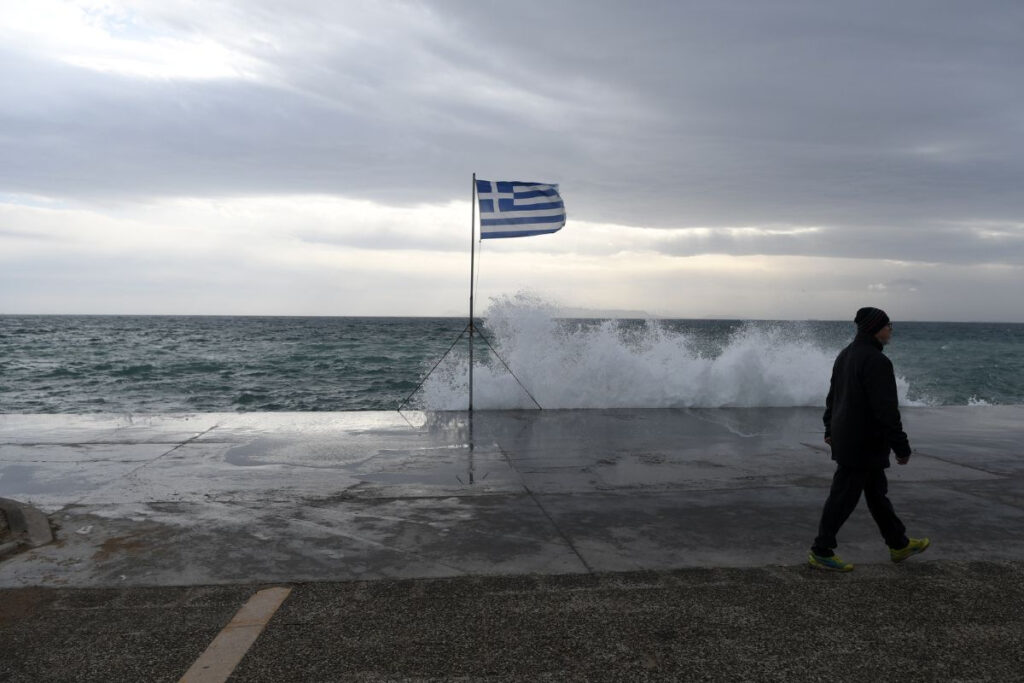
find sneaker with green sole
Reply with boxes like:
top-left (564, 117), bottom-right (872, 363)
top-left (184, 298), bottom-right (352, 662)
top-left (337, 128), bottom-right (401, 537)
top-left (891, 537), bottom-right (930, 563)
top-left (808, 552), bottom-right (854, 572)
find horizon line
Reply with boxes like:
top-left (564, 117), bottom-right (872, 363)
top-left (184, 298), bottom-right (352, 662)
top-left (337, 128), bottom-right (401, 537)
top-left (2, 313), bottom-right (1023, 324)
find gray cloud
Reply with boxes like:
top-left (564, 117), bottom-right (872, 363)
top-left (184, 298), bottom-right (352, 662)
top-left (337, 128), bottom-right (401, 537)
top-left (653, 223), bottom-right (1024, 265)
top-left (3, 4), bottom-right (1022, 217)
top-left (869, 279), bottom-right (925, 293)
top-left (2, 0), bottom-right (1024, 318)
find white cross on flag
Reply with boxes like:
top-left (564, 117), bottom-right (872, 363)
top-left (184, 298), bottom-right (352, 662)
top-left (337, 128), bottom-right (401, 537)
top-left (475, 179), bottom-right (566, 239)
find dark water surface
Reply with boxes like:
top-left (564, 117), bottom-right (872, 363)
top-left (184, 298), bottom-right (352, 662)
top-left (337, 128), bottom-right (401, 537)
top-left (1, 315), bottom-right (1022, 413)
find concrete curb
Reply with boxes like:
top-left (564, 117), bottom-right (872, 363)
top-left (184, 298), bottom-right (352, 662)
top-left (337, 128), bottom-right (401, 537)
top-left (0, 498), bottom-right (54, 560)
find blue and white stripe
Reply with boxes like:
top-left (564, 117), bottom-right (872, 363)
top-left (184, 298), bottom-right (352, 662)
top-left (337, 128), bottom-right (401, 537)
top-left (476, 179), bottom-right (566, 239)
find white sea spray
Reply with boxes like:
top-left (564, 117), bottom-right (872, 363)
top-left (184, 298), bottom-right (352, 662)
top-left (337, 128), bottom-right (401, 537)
top-left (422, 294), bottom-right (919, 410)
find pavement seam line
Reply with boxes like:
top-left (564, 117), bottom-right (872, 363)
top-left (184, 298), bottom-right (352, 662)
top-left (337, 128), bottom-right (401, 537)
top-left (63, 425), bottom-right (220, 509)
top-left (496, 444), bottom-right (596, 574)
top-left (178, 586), bottom-right (292, 683)
top-left (911, 449), bottom-right (1007, 477)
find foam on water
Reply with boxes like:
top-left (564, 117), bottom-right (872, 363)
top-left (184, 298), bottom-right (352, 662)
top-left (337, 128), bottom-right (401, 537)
top-left (422, 294), bottom-right (916, 410)
top-left (11, 310), bottom-right (1017, 413)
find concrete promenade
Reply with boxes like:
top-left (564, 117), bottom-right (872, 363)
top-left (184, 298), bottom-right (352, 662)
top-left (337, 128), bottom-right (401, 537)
top-left (1, 407), bottom-right (1023, 680)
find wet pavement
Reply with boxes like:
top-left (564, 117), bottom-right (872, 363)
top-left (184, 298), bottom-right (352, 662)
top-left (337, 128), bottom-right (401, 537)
top-left (2, 407), bottom-right (1023, 681)
top-left (1, 406), bottom-right (1022, 587)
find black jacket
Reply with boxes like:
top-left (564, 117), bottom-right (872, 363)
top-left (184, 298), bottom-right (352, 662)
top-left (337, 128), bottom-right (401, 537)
top-left (823, 333), bottom-right (911, 468)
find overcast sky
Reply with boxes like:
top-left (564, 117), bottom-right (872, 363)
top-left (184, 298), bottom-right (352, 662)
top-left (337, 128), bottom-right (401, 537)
top-left (2, 0), bottom-right (1023, 321)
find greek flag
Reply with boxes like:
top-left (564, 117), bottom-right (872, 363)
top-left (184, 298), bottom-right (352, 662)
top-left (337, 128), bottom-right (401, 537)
top-left (476, 179), bottom-right (566, 239)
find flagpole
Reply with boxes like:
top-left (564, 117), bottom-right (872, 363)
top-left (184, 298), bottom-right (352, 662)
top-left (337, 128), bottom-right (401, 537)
top-left (469, 173), bottom-right (476, 413)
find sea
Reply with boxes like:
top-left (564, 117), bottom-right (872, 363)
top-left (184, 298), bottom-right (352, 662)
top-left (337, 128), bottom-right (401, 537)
top-left (2, 300), bottom-right (1023, 414)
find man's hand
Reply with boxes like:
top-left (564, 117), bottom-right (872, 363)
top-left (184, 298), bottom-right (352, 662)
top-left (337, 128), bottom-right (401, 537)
top-left (896, 451), bottom-right (911, 466)
top-left (824, 436), bottom-right (832, 446)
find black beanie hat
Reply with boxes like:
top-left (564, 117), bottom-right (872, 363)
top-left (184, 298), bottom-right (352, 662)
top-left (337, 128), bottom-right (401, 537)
top-left (855, 307), bottom-right (890, 335)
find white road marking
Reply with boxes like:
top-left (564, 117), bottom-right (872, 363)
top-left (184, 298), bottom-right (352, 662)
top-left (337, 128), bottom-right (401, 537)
top-left (179, 586), bottom-right (292, 683)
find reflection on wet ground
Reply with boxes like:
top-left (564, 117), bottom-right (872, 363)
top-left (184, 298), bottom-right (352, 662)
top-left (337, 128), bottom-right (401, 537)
top-left (0, 407), bottom-right (1022, 587)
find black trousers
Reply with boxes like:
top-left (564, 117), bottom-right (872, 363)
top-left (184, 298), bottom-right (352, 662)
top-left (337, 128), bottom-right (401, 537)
top-left (812, 464), bottom-right (908, 556)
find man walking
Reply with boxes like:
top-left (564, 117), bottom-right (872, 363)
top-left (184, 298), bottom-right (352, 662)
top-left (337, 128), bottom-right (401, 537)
top-left (809, 307), bottom-right (930, 571)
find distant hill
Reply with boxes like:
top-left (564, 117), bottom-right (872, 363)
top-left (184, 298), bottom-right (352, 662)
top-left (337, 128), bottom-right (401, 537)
top-left (554, 307), bottom-right (662, 320)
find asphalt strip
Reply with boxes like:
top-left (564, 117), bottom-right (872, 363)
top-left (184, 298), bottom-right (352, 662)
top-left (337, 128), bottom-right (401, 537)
top-left (178, 586), bottom-right (292, 683)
